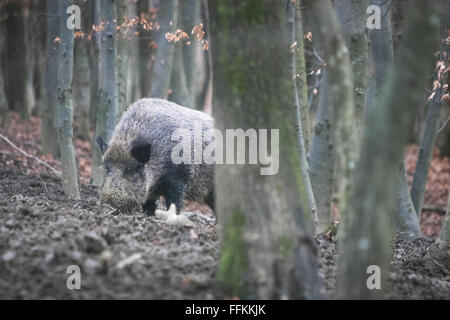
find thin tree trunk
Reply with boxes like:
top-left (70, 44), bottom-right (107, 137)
top-left (411, 48), bottom-right (446, 217)
top-left (288, 2), bottom-right (317, 232)
top-left (210, 0), bottom-right (321, 300)
top-left (437, 186), bottom-right (450, 248)
top-left (42, 0), bottom-right (60, 156)
top-left (336, 0), bottom-right (441, 299)
top-left (4, 2), bottom-right (29, 119)
top-left (0, 14), bottom-right (9, 127)
top-left (73, 38), bottom-right (91, 141)
top-left (91, 0), bottom-right (118, 185)
top-left (116, 0), bottom-right (130, 118)
top-left (181, 0), bottom-right (201, 108)
top-left (366, 0), bottom-right (394, 114)
top-left (24, 1), bottom-right (36, 116)
top-left (170, 42), bottom-right (190, 106)
top-left (304, 0), bottom-right (358, 241)
top-left (88, 0), bottom-right (100, 133)
top-left (295, 3), bottom-right (310, 151)
top-left (396, 159), bottom-right (421, 240)
top-left (334, 0), bottom-right (369, 133)
top-left (150, 0), bottom-right (178, 98)
top-left (309, 70), bottom-right (334, 233)
top-left (56, 0), bottom-right (80, 199)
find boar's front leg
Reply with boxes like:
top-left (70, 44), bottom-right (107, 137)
top-left (142, 198), bottom-right (157, 216)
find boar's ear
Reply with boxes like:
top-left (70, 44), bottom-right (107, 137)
top-left (131, 139), bottom-right (151, 164)
top-left (97, 136), bottom-right (108, 155)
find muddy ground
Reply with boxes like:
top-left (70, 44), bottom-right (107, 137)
top-left (0, 113), bottom-right (449, 299)
top-left (0, 167), bottom-right (449, 299)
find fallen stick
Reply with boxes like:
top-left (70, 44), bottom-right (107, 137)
top-left (421, 204), bottom-right (446, 215)
top-left (0, 134), bottom-right (62, 176)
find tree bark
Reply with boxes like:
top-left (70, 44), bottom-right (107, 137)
top-left (411, 45), bottom-right (447, 218)
top-left (42, 0), bottom-right (60, 156)
top-left (4, 2), bottom-right (29, 119)
top-left (150, 0), bottom-right (178, 99)
top-left (396, 159), bottom-right (421, 240)
top-left (116, 0), bottom-right (130, 118)
top-left (295, 3), bottom-right (310, 152)
top-left (304, 0), bottom-right (358, 242)
top-left (288, 2), bottom-right (317, 232)
top-left (181, 0), bottom-right (201, 108)
top-left (366, 0), bottom-right (394, 114)
top-left (309, 70), bottom-right (334, 233)
top-left (56, 0), bottom-right (80, 199)
top-left (334, 0), bottom-right (369, 133)
top-left (0, 12), bottom-right (9, 127)
top-left (73, 38), bottom-right (91, 141)
top-left (210, 0), bottom-right (321, 299)
top-left (438, 186), bottom-right (450, 249)
top-left (336, 0), bottom-right (441, 299)
top-left (91, 0), bottom-right (119, 185)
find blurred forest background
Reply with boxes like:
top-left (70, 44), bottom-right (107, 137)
top-left (0, 0), bottom-right (449, 299)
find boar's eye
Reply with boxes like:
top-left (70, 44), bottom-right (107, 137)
top-left (131, 139), bottom-right (151, 164)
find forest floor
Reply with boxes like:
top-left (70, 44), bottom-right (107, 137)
top-left (0, 113), bottom-right (449, 299)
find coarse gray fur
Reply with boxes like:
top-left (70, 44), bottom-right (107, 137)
top-left (98, 98), bottom-right (215, 215)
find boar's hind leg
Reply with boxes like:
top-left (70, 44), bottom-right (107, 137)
top-left (205, 190), bottom-right (214, 211)
top-left (142, 198), bottom-right (157, 216)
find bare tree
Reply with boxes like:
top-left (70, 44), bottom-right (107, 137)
top-left (56, 0), bottom-right (80, 199)
top-left (336, 0), bottom-right (441, 298)
top-left (150, 0), bottom-right (178, 99)
top-left (410, 25), bottom-right (449, 218)
top-left (304, 0), bottom-right (358, 241)
top-left (438, 186), bottom-right (450, 248)
top-left (116, 0), bottom-right (130, 118)
top-left (91, 0), bottom-right (118, 185)
top-left (42, 0), bottom-right (60, 156)
top-left (210, 0), bottom-right (321, 299)
top-left (334, 0), bottom-right (369, 133)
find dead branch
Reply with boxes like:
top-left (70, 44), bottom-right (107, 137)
top-left (0, 134), bottom-right (61, 176)
top-left (421, 204), bottom-right (446, 215)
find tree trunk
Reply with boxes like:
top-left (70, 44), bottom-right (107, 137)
top-left (309, 70), bottom-right (334, 233)
top-left (304, 0), bottom-right (358, 242)
top-left (295, 3), bottom-right (310, 151)
top-left (396, 159), bottom-right (421, 240)
top-left (0, 14), bottom-right (9, 127)
top-left (41, 0), bottom-right (60, 156)
top-left (116, 0), bottom-right (130, 118)
top-left (91, 0), bottom-right (118, 185)
top-left (182, 0), bottom-right (201, 108)
top-left (56, 0), bottom-right (80, 199)
top-left (411, 46), bottom-right (446, 218)
top-left (366, 0), bottom-right (394, 114)
top-left (150, 0), bottom-right (178, 98)
top-left (24, 1), bottom-right (36, 117)
top-left (4, 2), bottom-right (29, 119)
top-left (210, 0), bottom-right (321, 299)
top-left (288, 2), bottom-right (317, 232)
top-left (334, 0), bottom-right (369, 133)
top-left (170, 42), bottom-right (190, 106)
top-left (73, 38), bottom-right (91, 141)
top-left (336, 0), bottom-right (441, 299)
top-left (438, 186), bottom-right (450, 249)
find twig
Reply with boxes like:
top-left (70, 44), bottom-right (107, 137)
top-left (0, 134), bottom-right (61, 176)
top-left (421, 205), bottom-right (446, 215)
top-left (438, 115), bottom-right (450, 133)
